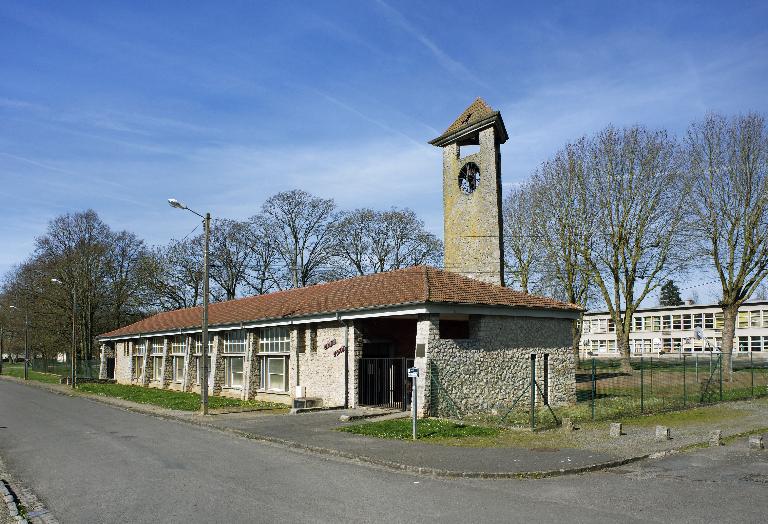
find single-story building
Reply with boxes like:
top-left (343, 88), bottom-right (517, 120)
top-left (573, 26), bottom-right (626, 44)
top-left (98, 266), bottom-right (580, 416)
top-left (98, 100), bottom-right (583, 416)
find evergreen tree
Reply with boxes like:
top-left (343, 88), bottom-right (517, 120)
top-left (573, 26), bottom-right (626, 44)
top-left (660, 280), bottom-right (684, 306)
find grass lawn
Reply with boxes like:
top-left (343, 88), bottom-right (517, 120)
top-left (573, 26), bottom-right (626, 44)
top-left (77, 383), bottom-right (288, 412)
top-left (1, 363), bottom-right (62, 384)
top-left (339, 418), bottom-right (500, 441)
top-left (339, 400), bottom-right (758, 448)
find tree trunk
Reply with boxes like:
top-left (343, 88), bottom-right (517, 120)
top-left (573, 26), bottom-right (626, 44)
top-left (617, 326), bottom-right (632, 373)
top-left (571, 317), bottom-right (582, 368)
top-left (720, 304), bottom-right (738, 382)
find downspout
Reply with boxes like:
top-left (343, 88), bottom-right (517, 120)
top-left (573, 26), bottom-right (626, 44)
top-left (337, 312), bottom-right (349, 409)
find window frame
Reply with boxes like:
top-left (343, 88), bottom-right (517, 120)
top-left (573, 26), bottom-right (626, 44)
top-left (224, 356), bottom-right (245, 389)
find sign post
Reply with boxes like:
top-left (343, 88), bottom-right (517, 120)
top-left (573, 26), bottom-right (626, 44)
top-left (408, 367), bottom-right (419, 440)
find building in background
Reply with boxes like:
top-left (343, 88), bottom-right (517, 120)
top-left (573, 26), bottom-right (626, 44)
top-left (581, 301), bottom-right (768, 357)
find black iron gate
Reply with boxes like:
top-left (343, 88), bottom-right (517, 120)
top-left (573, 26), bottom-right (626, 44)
top-left (358, 357), bottom-right (409, 410)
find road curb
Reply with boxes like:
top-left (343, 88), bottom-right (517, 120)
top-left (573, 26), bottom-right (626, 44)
top-left (3, 375), bottom-right (760, 480)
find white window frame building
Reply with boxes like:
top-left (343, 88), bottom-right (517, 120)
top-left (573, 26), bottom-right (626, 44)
top-left (580, 301), bottom-right (768, 357)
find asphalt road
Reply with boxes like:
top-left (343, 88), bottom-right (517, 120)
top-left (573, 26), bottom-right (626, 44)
top-left (1, 379), bottom-right (767, 524)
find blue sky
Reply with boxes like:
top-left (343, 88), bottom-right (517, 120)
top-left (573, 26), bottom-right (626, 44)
top-left (1, 0), bottom-right (767, 303)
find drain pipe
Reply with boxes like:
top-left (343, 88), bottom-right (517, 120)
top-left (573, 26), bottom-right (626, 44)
top-left (337, 312), bottom-right (349, 409)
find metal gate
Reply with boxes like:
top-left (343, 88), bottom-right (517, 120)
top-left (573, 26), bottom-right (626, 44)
top-left (358, 357), bottom-right (408, 410)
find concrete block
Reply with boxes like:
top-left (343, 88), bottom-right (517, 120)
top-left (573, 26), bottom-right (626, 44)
top-left (748, 435), bottom-right (764, 450)
top-left (709, 430), bottom-right (723, 447)
top-left (609, 422), bottom-right (623, 438)
top-left (655, 426), bottom-right (671, 441)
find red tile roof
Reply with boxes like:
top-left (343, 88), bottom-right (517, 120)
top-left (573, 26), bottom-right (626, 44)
top-left (99, 266), bottom-right (580, 339)
top-left (429, 98), bottom-right (509, 146)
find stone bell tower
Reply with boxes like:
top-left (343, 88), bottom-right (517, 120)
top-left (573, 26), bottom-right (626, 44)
top-left (429, 98), bottom-right (507, 286)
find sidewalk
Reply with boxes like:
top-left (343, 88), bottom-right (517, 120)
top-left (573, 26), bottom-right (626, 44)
top-left (3, 375), bottom-right (766, 479)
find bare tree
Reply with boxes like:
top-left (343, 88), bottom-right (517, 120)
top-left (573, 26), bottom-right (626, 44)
top-left (576, 126), bottom-right (689, 371)
top-left (209, 219), bottom-right (257, 301)
top-left (141, 237), bottom-right (204, 310)
top-left (244, 214), bottom-right (280, 295)
top-left (331, 207), bottom-right (442, 277)
top-left (532, 138), bottom-right (595, 365)
top-left (259, 190), bottom-right (337, 288)
top-left (503, 183), bottom-right (544, 293)
top-left (686, 112), bottom-right (768, 378)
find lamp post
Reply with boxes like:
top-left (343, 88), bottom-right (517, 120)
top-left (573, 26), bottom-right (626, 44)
top-left (52, 278), bottom-right (77, 388)
top-left (9, 306), bottom-right (28, 380)
top-left (169, 198), bottom-right (211, 415)
top-left (0, 308), bottom-right (5, 375)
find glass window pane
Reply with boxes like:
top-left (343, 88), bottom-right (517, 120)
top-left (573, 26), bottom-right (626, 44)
top-left (267, 357), bottom-right (285, 391)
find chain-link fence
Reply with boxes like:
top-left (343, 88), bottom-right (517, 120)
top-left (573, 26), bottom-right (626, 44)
top-left (429, 354), bottom-right (768, 430)
top-left (29, 358), bottom-right (101, 380)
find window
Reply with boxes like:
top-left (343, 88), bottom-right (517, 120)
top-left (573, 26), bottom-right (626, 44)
top-left (152, 357), bottom-right (163, 381)
top-left (439, 320), bottom-right (470, 339)
top-left (132, 356), bottom-right (144, 379)
top-left (123, 343), bottom-right (129, 357)
top-left (739, 337), bottom-right (750, 352)
top-left (693, 313), bottom-right (703, 328)
top-left (607, 319), bottom-right (615, 333)
top-left (715, 312), bottom-right (724, 330)
top-left (652, 316), bottom-right (661, 332)
top-left (135, 340), bottom-right (146, 355)
top-left (682, 314), bottom-right (692, 330)
top-left (633, 316), bottom-right (643, 332)
top-left (224, 357), bottom-right (244, 388)
top-left (704, 313), bottom-right (714, 329)
top-left (151, 338), bottom-right (164, 355)
top-left (672, 315), bottom-right (682, 330)
top-left (223, 330), bottom-right (247, 353)
top-left (662, 315), bottom-right (672, 330)
top-left (583, 320), bottom-right (592, 334)
top-left (750, 311), bottom-right (761, 328)
top-left (738, 311), bottom-right (749, 328)
top-left (172, 356), bottom-right (184, 383)
top-left (258, 326), bottom-right (289, 392)
top-left (763, 310), bottom-right (768, 328)
top-left (192, 334), bottom-right (213, 355)
top-left (607, 339), bottom-right (616, 352)
top-left (260, 356), bottom-right (287, 391)
top-left (752, 336), bottom-right (762, 352)
top-left (259, 326), bottom-right (290, 352)
top-left (171, 335), bottom-right (186, 355)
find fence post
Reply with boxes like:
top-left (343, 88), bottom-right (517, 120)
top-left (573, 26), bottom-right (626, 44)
top-left (719, 354), bottom-right (723, 402)
top-left (751, 352), bottom-right (755, 398)
top-left (640, 356), bottom-right (644, 414)
top-left (590, 357), bottom-right (596, 420)
top-left (530, 354), bottom-right (536, 430)
top-left (683, 354), bottom-right (687, 408)
top-left (696, 354), bottom-right (699, 383)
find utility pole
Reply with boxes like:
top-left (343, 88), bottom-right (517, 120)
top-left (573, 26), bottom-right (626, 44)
top-left (201, 211), bottom-right (210, 415)
top-left (24, 312), bottom-right (28, 380)
top-left (168, 198), bottom-right (211, 415)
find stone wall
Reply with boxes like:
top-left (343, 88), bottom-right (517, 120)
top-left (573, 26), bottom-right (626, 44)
top-left (426, 315), bottom-right (575, 417)
top-left (296, 321), bottom-right (349, 407)
top-left (114, 341), bottom-right (132, 384)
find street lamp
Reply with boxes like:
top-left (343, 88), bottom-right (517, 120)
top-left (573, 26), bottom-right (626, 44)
top-left (168, 198), bottom-right (211, 415)
top-left (9, 305), bottom-right (28, 380)
top-left (51, 278), bottom-right (77, 388)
